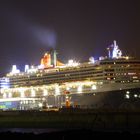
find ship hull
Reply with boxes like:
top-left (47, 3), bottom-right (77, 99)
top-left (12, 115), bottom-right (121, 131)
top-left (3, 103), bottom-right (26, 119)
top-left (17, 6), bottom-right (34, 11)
top-left (46, 88), bottom-right (140, 109)
top-left (0, 87), bottom-right (140, 110)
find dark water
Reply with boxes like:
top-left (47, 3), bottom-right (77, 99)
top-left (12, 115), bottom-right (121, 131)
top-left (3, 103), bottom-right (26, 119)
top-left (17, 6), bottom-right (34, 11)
top-left (0, 128), bottom-right (140, 138)
top-left (0, 128), bottom-right (63, 134)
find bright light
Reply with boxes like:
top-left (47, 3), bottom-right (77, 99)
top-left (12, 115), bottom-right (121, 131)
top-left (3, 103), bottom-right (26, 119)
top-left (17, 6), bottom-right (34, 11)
top-left (126, 91), bottom-right (130, 94)
top-left (38, 103), bottom-right (43, 108)
top-left (12, 65), bottom-right (17, 72)
top-left (31, 89), bottom-right (36, 97)
top-left (133, 76), bottom-right (138, 79)
top-left (0, 98), bottom-right (39, 102)
top-left (125, 94), bottom-right (130, 99)
top-left (11, 65), bottom-right (20, 74)
top-left (0, 78), bottom-right (10, 89)
top-left (66, 95), bottom-right (69, 99)
top-left (112, 41), bottom-right (122, 58)
top-left (128, 73), bottom-right (136, 75)
top-left (21, 91), bottom-right (25, 98)
top-left (99, 56), bottom-right (105, 60)
top-left (55, 85), bottom-right (60, 95)
top-left (77, 85), bottom-right (82, 93)
top-left (43, 89), bottom-right (48, 96)
top-left (67, 59), bottom-right (79, 67)
top-left (38, 65), bottom-right (44, 69)
top-left (27, 68), bottom-right (38, 73)
top-left (91, 85), bottom-right (96, 90)
top-left (19, 88), bottom-right (25, 98)
top-left (66, 87), bottom-right (70, 90)
top-left (134, 94), bottom-right (138, 98)
top-left (25, 65), bottom-right (29, 72)
top-left (8, 92), bottom-right (12, 98)
top-left (68, 59), bottom-right (73, 64)
top-left (89, 57), bottom-right (95, 63)
top-left (3, 93), bottom-right (7, 98)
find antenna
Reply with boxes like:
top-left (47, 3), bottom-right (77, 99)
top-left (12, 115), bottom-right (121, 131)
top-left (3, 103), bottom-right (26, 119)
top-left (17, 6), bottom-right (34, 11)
top-left (113, 40), bottom-right (117, 47)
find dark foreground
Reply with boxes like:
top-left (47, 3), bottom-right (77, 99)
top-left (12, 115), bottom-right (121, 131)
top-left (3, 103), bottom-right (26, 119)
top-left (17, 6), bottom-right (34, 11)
top-left (0, 109), bottom-right (140, 138)
top-left (0, 129), bottom-right (140, 139)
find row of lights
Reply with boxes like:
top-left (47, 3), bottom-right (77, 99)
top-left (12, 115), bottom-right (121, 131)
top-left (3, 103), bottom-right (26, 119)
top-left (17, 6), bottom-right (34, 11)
top-left (3, 84), bottom-right (97, 98)
top-left (125, 91), bottom-right (140, 99)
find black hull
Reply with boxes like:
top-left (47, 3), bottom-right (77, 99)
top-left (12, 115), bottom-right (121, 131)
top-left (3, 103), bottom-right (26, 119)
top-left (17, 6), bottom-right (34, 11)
top-left (46, 88), bottom-right (140, 109)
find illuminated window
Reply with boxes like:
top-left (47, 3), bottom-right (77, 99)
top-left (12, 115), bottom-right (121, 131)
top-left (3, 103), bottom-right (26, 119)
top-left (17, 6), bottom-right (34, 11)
top-left (91, 85), bottom-right (96, 90)
top-left (77, 85), bottom-right (82, 93)
top-left (31, 89), bottom-right (36, 97)
top-left (43, 89), bottom-right (48, 96)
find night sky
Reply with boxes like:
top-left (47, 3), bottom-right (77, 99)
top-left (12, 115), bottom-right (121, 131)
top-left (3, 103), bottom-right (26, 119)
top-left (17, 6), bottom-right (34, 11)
top-left (0, 0), bottom-right (140, 76)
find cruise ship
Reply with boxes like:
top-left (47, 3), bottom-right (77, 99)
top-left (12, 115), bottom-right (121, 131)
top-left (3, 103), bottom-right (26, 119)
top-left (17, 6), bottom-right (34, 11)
top-left (0, 41), bottom-right (140, 110)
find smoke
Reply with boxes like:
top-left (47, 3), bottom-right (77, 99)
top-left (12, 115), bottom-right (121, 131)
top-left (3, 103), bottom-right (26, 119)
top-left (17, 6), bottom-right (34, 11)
top-left (31, 26), bottom-right (57, 48)
top-left (0, 5), bottom-right (57, 49)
